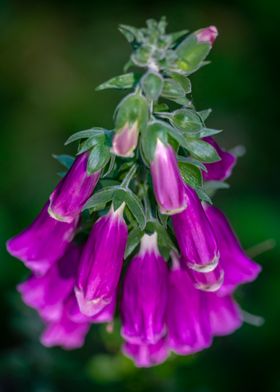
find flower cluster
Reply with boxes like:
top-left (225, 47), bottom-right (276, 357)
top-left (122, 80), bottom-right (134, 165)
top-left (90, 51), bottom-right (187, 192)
top-left (7, 20), bottom-right (262, 367)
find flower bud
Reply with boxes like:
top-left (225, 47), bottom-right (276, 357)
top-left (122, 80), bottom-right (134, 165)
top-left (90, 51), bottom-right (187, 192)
top-left (203, 137), bottom-right (236, 181)
top-left (48, 152), bottom-right (100, 223)
top-left (204, 204), bottom-right (261, 295)
top-left (75, 203), bottom-right (127, 317)
top-left (121, 233), bottom-right (168, 344)
top-left (172, 186), bottom-right (219, 272)
top-left (6, 203), bottom-right (78, 275)
top-left (112, 93), bottom-right (149, 157)
top-left (151, 139), bottom-right (187, 215)
top-left (196, 26), bottom-right (218, 46)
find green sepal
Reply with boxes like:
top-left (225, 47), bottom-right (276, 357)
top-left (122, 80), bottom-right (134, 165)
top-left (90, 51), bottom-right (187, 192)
top-left (185, 138), bottom-right (221, 163)
top-left (87, 144), bottom-right (111, 174)
top-left (65, 128), bottom-right (110, 145)
top-left (161, 78), bottom-right (186, 100)
top-left (125, 227), bottom-right (143, 258)
top-left (140, 120), bottom-right (169, 163)
top-left (203, 180), bottom-right (230, 196)
top-left (198, 108), bottom-right (212, 122)
top-left (52, 154), bottom-right (74, 169)
top-left (141, 71), bottom-right (163, 101)
top-left (170, 109), bottom-right (202, 132)
top-left (83, 186), bottom-right (117, 211)
top-left (95, 73), bottom-right (137, 91)
top-left (196, 188), bottom-right (212, 204)
top-left (115, 188), bottom-right (146, 230)
top-left (178, 161), bottom-right (203, 189)
top-left (169, 73), bottom-right (191, 94)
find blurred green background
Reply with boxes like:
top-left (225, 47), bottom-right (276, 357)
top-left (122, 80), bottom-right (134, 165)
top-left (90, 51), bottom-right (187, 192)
top-left (1, 0), bottom-right (280, 391)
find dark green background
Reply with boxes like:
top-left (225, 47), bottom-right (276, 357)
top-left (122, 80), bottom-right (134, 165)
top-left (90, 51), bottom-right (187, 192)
top-left (1, 1), bottom-right (279, 391)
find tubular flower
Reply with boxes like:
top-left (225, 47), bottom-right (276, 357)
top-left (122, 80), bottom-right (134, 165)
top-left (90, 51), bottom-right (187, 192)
top-left (204, 204), bottom-right (261, 296)
top-left (196, 26), bottom-right (218, 45)
top-left (75, 203), bottom-right (127, 317)
top-left (121, 233), bottom-right (168, 345)
top-left (122, 338), bottom-right (168, 368)
top-left (48, 152), bottom-right (100, 223)
top-left (167, 252), bottom-right (212, 355)
top-left (17, 243), bottom-right (81, 321)
top-left (172, 186), bottom-right (219, 273)
top-left (206, 293), bottom-right (243, 336)
top-left (203, 137), bottom-right (236, 181)
top-left (151, 139), bottom-right (187, 215)
top-left (112, 122), bottom-right (139, 157)
top-left (6, 204), bottom-right (78, 275)
top-left (190, 263), bottom-right (224, 293)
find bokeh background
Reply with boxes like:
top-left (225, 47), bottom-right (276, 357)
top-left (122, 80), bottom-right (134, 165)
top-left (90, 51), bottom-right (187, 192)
top-left (1, 0), bottom-right (279, 391)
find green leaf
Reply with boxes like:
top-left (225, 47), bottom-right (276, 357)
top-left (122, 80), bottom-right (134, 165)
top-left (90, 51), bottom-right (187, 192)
top-left (78, 134), bottom-right (105, 154)
top-left (102, 155), bottom-right (116, 177)
top-left (96, 73), bottom-right (136, 91)
top-left (161, 78), bottom-right (186, 99)
top-left (141, 72), bottom-right (163, 101)
top-left (87, 144), bottom-right (111, 174)
top-left (203, 180), bottom-right (230, 196)
top-left (198, 109), bottom-right (212, 122)
top-left (178, 161), bottom-right (203, 189)
top-left (177, 156), bottom-right (207, 172)
top-left (83, 186), bottom-right (118, 211)
top-left (125, 227), bottom-right (143, 258)
top-left (194, 128), bottom-right (222, 138)
top-left (116, 188), bottom-right (146, 230)
top-left (65, 128), bottom-right (109, 145)
top-left (131, 45), bottom-right (153, 67)
top-left (196, 188), bottom-right (212, 204)
top-left (118, 24), bottom-right (144, 43)
top-left (53, 154), bottom-right (74, 169)
top-left (140, 120), bottom-right (169, 162)
top-left (169, 29), bottom-right (189, 45)
top-left (185, 138), bottom-right (221, 163)
top-left (165, 125), bottom-right (188, 149)
top-left (171, 109), bottom-right (202, 132)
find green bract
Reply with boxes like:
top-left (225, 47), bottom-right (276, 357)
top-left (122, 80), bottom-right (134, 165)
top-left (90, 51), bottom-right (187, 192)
top-left (64, 17), bottom-right (224, 255)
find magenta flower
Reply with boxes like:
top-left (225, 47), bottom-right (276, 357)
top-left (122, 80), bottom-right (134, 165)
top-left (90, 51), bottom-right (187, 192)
top-left (75, 203), bottom-right (127, 317)
top-left (122, 338), bottom-right (168, 368)
top-left (151, 139), bottom-right (187, 215)
top-left (40, 310), bottom-right (90, 350)
top-left (48, 152), bottom-right (100, 223)
top-left (17, 243), bottom-right (81, 321)
top-left (206, 293), bottom-right (243, 336)
top-left (167, 252), bottom-right (212, 355)
top-left (203, 137), bottom-right (236, 181)
top-left (6, 204), bottom-right (78, 275)
top-left (112, 122), bottom-right (139, 157)
top-left (172, 186), bottom-right (219, 272)
top-left (190, 263), bottom-right (224, 293)
top-left (66, 293), bottom-right (116, 324)
top-left (196, 26), bottom-right (218, 46)
top-left (204, 204), bottom-right (261, 295)
top-left (121, 233), bottom-right (168, 344)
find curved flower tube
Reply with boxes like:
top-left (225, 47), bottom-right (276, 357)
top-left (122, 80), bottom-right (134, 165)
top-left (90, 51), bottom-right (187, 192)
top-left (203, 137), bottom-right (236, 182)
top-left (6, 203), bottom-right (79, 275)
top-left (167, 252), bottom-right (212, 355)
top-left (204, 204), bottom-right (261, 295)
top-left (48, 152), bottom-right (100, 223)
top-left (172, 186), bottom-right (219, 272)
top-left (151, 139), bottom-right (187, 215)
top-left (121, 232), bottom-right (168, 344)
top-left (75, 203), bottom-right (127, 317)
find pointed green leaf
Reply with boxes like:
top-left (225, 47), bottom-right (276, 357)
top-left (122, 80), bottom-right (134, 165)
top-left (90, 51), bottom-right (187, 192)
top-left (96, 73), bottom-right (136, 91)
top-left (117, 188), bottom-right (146, 230)
top-left (83, 186), bottom-right (118, 211)
top-left (178, 161), bottom-right (203, 189)
top-left (185, 138), bottom-right (221, 163)
top-left (170, 73), bottom-right (191, 94)
top-left (53, 154), bottom-right (74, 169)
top-left (87, 144), bottom-right (111, 174)
top-left (198, 108), bottom-right (212, 122)
top-left (65, 128), bottom-right (109, 145)
top-left (161, 78), bottom-right (185, 99)
top-left (125, 227), bottom-right (143, 258)
top-left (171, 109), bottom-right (202, 132)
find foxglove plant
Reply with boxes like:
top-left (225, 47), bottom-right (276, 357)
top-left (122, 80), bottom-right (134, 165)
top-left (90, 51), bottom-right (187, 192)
top-left (7, 18), bottom-right (262, 367)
